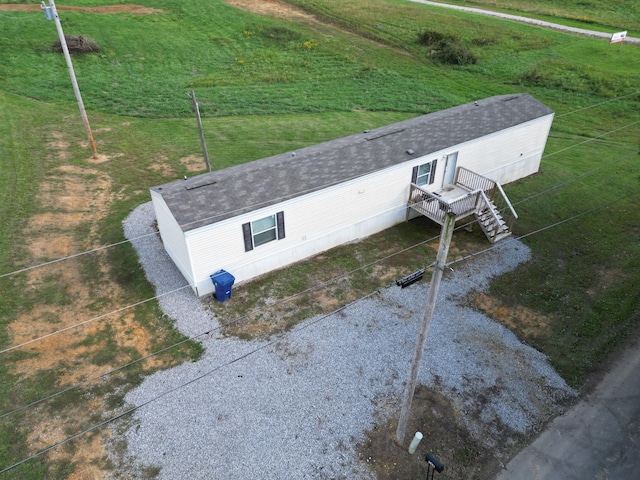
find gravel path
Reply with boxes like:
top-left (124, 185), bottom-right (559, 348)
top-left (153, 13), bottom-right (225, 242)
top-left (120, 202), bottom-right (575, 479)
top-left (408, 1), bottom-right (640, 44)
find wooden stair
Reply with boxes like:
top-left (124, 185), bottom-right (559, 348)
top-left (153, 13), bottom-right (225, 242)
top-left (475, 202), bottom-right (512, 244)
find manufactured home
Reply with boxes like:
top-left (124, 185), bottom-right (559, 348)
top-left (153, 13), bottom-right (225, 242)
top-left (150, 93), bottom-right (554, 296)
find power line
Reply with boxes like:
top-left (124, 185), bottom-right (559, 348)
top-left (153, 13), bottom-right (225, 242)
top-left (554, 91), bottom-right (640, 119)
top-left (0, 227), bottom-right (440, 419)
top-left (0, 171), bottom-right (640, 473)
top-left (1, 136), bottom-right (637, 362)
top-left (0, 284), bottom-right (190, 355)
top-left (1, 122), bottom-right (636, 421)
top-left (0, 288), bottom-right (383, 475)
top-left (511, 152), bottom-right (636, 206)
top-left (0, 140), bottom-right (627, 358)
top-left (447, 192), bottom-right (640, 268)
top-left (1, 96), bottom-right (638, 452)
top-left (4, 185), bottom-right (637, 474)
top-left (0, 195), bottom-right (442, 356)
top-left (543, 120), bottom-right (640, 159)
top-left (0, 233), bottom-right (157, 280)
top-left (4, 155), bottom-right (637, 416)
top-left (1, 105), bottom-right (638, 281)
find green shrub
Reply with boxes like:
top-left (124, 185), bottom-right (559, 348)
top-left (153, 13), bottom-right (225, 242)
top-left (417, 30), bottom-right (477, 66)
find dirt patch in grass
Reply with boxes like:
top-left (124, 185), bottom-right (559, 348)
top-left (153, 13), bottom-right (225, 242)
top-left (87, 153), bottom-right (111, 164)
top-left (26, 398), bottom-right (109, 480)
top-left (4, 132), bottom-right (166, 477)
top-left (150, 155), bottom-right (176, 177)
top-left (179, 153), bottom-right (207, 172)
top-left (0, 4), bottom-right (163, 15)
top-left (208, 225), bottom-right (487, 341)
top-left (221, 0), bottom-right (315, 20)
top-left (472, 291), bottom-right (553, 338)
top-left (587, 266), bottom-right (627, 298)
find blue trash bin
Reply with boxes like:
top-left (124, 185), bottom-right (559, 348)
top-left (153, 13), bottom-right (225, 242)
top-left (210, 270), bottom-right (235, 302)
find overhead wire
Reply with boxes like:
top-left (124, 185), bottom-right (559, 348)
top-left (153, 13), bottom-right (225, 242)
top-left (554, 91), bottom-right (640, 118)
top-left (1, 111), bottom-right (637, 365)
top-left (0, 90), bottom-right (638, 281)
top-left (0, 7), bottom-right (637, 468)
top-left (0, 284), bottom-right (190, 355)
top-left (1, 102), bottom-right (638, 472)
top-left (511, 151), bottom-right (636, 206)
top-left (0, 233), bottom-right (158, 280)
top-left (543, 120), bottom-right (640, 159)
top-left (2, 288), bottom-right (385, 475)
top-left (0, 102), bottom-right (636, 428)
top-left (0, 228), bottom-right (441, 419)
top-left (2, 144), bottom-right (637, 420)
top-left (1, 139), bottom-right (634, 358)
top-left (3, 185), bottom-right (638, 474)
top-left (447, 191), bottom-right (640, 268)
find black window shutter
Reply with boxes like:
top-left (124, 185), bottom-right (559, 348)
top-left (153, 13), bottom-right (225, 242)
top-left (429, 159), bottom-right (438, 185)
top-left (242, 222), bottom-right (253, 251)
top-left (411, 166), bottom-right (418, 184)
top-left (276, 211), bottom-right (285, 240)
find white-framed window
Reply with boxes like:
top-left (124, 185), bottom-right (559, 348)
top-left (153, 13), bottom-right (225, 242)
top-left (412, 159), bottom-right (437, 187)
top-left (242, 211), bottom-right (285, 251)
top-left (252, 215), bottom-right (277, 247)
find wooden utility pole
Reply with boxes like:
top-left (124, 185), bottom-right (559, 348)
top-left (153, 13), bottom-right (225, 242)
top-left (189, 90), bottom-right (211, 173)
top-left (43, 0), bottom-right (98, 158)
top-left (396, 212), bottom-right (457, 444)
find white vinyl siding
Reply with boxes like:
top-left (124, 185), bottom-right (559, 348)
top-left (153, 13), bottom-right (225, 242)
top-left (150, 192), bottom-right (194, 286)
top-left (455, 116), bottom-right (554, 184)
top-left (165, 112), bottom-right (553, 296)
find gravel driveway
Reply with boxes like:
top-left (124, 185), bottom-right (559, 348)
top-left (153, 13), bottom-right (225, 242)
top-left (119, 202), bottom-right (575, 479)
top-left (408, 1), bottom-right (640, 44)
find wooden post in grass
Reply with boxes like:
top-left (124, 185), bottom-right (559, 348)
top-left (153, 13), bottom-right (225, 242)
top-left (396, 212), bottom-right (456, 445)
top-left (190, 90), bottom-right (211, 173)
top-left (43, 0), bottom-right (98, 158)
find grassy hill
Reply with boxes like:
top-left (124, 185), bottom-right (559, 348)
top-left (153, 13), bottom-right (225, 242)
top-left (0, 0), bottom-right (638, 478)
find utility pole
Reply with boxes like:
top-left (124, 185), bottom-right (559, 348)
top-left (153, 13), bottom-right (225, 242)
top-left (396, 212), bottom-right (456, 444)
top-left (189, 90), bottom-right (211, 173)
top-left (41, 0), bottom-right (98, 158)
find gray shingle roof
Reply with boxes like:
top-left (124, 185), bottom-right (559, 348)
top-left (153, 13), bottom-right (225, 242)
top-left (151, 93), bottom-right (553, 232)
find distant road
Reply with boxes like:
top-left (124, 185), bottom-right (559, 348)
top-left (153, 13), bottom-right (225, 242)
top-left (408, 0), bottom-right (640, 44)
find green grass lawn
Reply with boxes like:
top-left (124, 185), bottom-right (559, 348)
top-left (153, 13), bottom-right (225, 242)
top-left (0, 0), bottom-right (639, 477)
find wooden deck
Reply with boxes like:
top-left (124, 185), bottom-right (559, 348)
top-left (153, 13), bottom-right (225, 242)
top-left (407, 167), bottom-right (518, 243)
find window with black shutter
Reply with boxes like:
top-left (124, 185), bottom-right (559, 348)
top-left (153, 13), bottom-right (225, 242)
top-left (413, 160), bottom-right (437, 186)
top-left (243, 211), bottom-right (285, 252)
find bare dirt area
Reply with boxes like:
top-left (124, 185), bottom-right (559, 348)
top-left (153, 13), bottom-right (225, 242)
top-left (221, 0), bottom-right (315, 20)
top-left (0, 4), bottom-right (163, 15)
top-left (4, 132), bottom-right (163, 478)
top-left (179, 153), bottom-right (207, 173)
top-left (360, 386), bottom-right (501, 480)
top-left (472, 291), bottom-right (553, 339)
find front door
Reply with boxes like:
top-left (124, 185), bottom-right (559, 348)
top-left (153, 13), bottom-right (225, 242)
top-left (443, 152), bottom-right (458, 186)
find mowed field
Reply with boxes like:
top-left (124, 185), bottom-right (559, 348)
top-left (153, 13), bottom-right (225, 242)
top-left (0, 0), bottom-right (638, 478)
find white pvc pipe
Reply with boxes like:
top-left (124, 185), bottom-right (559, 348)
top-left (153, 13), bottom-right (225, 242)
top-left (408, 431), bottom-right (423, 454)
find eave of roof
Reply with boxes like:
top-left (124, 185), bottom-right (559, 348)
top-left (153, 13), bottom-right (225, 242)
top-left (151, 93), bottom-right (553, 232)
